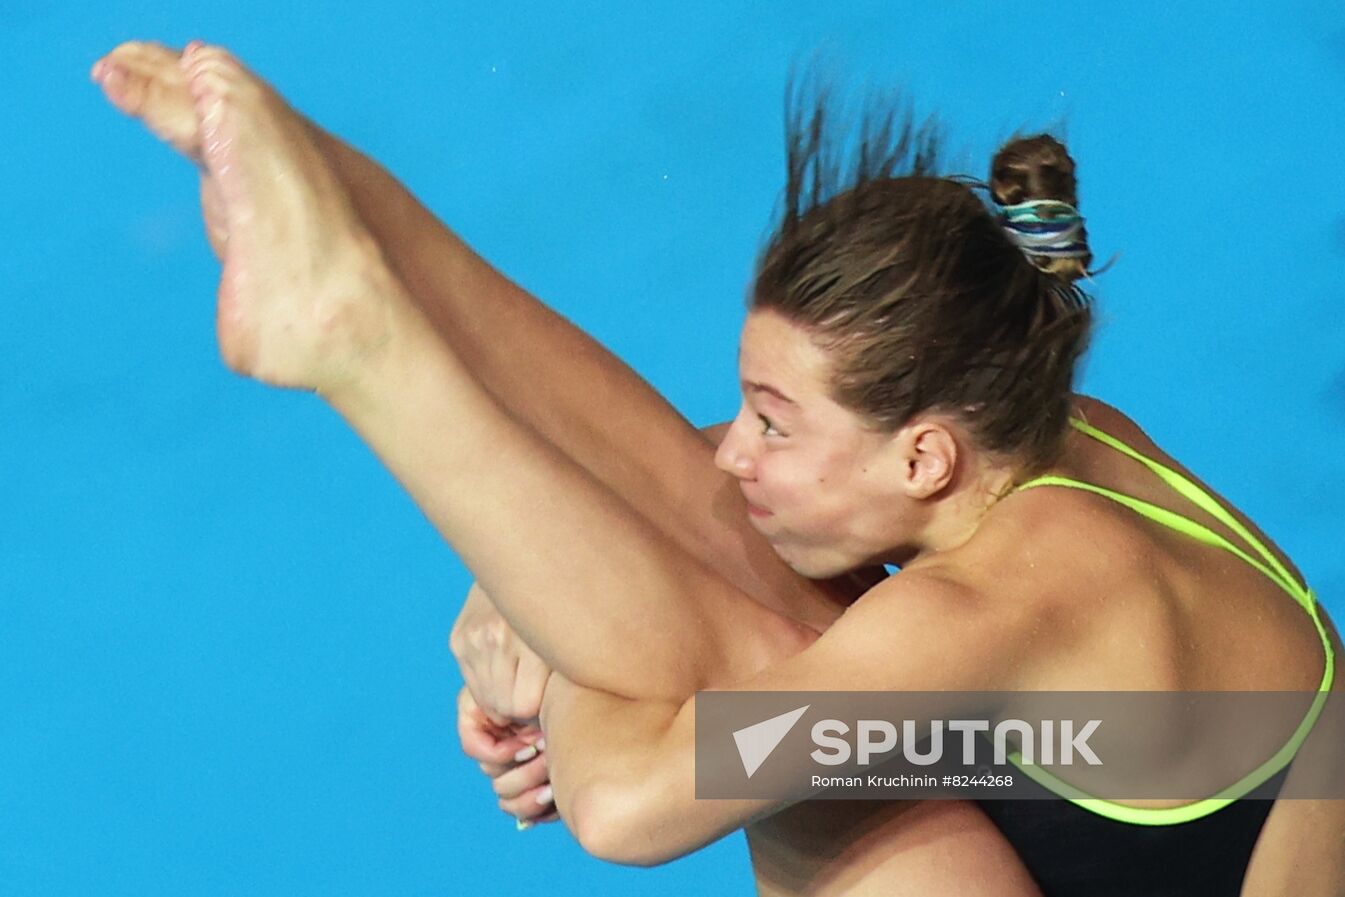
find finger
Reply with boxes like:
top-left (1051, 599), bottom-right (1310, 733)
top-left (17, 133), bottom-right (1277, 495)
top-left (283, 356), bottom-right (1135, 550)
top-left (457, 686), bottom-right (520, 740)
top-left (459, 672), bottom-right (511, 728)
top-left (457, 694), bottom-right (530, 766)
top-left (513, 724), bottom-right (544, 743)
top-left (460, 722), bottom-right (533, 766)
top-left (477, 734), bottom-right (541, 778)
top-left (512, 653), bottom-right (551, 722)
top-left (514, 808), bottom-right (560, 831)
top-left (482, 703), bottom-right (513, 729)
top-left (489, 753), bottom-right (550, 801)
top-left (498, 782), bottom-right (555, 821)
top-left (483, 649), bottom-right (521, 722)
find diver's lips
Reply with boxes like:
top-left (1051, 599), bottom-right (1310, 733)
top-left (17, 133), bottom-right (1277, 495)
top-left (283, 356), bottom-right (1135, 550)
top-left (745, 501), bottom-right (773, 519)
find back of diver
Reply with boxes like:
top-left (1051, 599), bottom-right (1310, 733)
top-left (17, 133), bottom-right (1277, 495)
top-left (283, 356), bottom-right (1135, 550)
top-left (973, 403), bottom-right (1336, 897)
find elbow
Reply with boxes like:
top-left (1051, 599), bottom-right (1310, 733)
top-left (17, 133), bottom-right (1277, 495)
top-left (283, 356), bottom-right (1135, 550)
top-left (566, 780), bottom-right (680, 867)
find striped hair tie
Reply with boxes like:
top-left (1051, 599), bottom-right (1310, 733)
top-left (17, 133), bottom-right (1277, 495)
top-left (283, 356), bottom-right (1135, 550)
top-left (997, 199), bottom-right (1090, 260)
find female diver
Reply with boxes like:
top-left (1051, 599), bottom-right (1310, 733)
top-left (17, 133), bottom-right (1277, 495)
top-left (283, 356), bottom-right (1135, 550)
top-left (93, 40), bottom-right (1344, 897)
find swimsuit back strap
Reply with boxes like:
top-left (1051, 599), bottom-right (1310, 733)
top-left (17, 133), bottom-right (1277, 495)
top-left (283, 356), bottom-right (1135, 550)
top-left (1064, 418), bottom-right (1307, 602)
top-left (1010, 418), bottom-right (1337, 824)
top-left (1015, 475), bottom-right (1301, 601)
top-left (1016, 430), bottom-right (1336, 698)
top-left (1015, 474), bottom-right (1334, 693)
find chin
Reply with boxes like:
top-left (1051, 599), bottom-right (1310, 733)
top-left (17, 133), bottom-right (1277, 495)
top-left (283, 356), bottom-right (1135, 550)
top-left (773, 543), bottom-right (854, 581)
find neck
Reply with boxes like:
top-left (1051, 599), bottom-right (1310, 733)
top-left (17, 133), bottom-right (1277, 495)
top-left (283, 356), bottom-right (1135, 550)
top-left (900, 458), bottom-right (1021, 566)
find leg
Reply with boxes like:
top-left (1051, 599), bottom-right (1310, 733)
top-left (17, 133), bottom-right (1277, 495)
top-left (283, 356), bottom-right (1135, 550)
top-left (170, 42), bottom-right (812, 699)
top-left (92, 41), bottom-right (829, 629)
top-left (128, 44), bottom-right (1038, 893)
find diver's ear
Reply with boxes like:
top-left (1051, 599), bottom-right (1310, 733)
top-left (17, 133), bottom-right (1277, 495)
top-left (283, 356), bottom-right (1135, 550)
top-left (898, 421), bottom-right (958, 499)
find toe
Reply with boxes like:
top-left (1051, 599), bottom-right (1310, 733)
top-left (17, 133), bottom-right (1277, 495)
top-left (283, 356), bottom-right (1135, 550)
top-left (119, 40), bottom-right (182, 70)
top-left (96, 40), bottom-right (202, 158)
top-left (182, 45), bottom-right (272, 137)
top-left (188, 71), bottom-right (230, 136)
top-left (178, 40), bottom-right (207, 77)
top-left (192, 46), bottom-right (252, 94)
top-left (94, 62), bottom-right (140, 114)
top-left (181, 41), bottom-right (239, 73)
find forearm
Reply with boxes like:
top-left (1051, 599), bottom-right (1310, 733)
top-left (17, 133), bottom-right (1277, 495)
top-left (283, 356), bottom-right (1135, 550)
top-left (539, 574), bottom-right (1000, 864)
top-left (541, 675), bottom-right (778, 865)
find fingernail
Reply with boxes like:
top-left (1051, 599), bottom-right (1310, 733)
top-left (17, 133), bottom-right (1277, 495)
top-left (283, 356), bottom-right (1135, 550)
top-left (103, 67), bottom-right (125, 93)
top-left (535, 738), bottom-right (546, 752)
top-left (91, 60), bottom-right (106, 81)
top-left (535, 785), bottom-right (554, 806)
top-left (515, 817), bottom-right (533, 832)
top-left (513, 744), bottom-right (538, 763)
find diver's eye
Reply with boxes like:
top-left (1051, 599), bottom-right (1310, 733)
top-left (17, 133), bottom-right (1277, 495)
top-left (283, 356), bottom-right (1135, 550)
top-left (759, 415), bottom-right (781, 437)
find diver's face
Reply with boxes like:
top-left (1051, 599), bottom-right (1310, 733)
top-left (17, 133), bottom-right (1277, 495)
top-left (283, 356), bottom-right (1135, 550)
top-left (714, 310), bottom-right (912, 577)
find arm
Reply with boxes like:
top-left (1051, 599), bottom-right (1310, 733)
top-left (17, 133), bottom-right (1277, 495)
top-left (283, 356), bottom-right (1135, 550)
top-left (540, 571), bottom-right (1027, 865)
top-left (1241, 618), bottom-right (1345, 896)
top-left (446, 421), bottom-right (784, 826)
top-left (450, 584), bottom-right (559, 826)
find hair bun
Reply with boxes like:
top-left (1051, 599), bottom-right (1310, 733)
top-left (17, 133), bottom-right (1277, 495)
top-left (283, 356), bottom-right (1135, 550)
top-left (990, 135), bottom-right (1092, 281)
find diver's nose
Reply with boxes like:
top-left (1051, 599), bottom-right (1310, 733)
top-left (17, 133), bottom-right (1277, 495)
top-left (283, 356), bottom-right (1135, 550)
top-left (714, 414), bottom-right (757, 480)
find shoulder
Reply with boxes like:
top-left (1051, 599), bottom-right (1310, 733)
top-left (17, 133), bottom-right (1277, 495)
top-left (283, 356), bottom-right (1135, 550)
top-left (920, 475), bottom-right (1152, 682)
top-left (852, 568), bottom-right (985, 620)
top-left (1071, 393), bottom-right (1158, 452)
top-left (829, 568), bottom-right (1042, 691)
top-left (1071, 392), bottom-right (1311, 590)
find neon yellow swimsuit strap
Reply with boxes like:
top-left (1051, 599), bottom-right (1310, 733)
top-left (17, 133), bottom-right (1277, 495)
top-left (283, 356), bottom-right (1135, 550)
top-left (1032, 420), bottom-right (1332, 680)
top-left (1009, 419), bottom-right (1337, 824)
top-left (1008, 668), bottom-right (1333, 825)
top-left (1063, 418), bottom-right (1307, 604)
top-left (1019, 474), bottom-right (1296, 598)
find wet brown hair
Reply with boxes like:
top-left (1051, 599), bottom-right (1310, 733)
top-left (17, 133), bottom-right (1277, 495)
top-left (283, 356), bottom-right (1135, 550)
top-left (751, 85), bottom-right (1094, 474)
top-left (990, 134), bottom-right (1093, 280)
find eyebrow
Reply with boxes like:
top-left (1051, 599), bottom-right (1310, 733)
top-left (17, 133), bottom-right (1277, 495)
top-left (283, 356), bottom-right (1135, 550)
top-left (744, 380), bottom-right (798, 406)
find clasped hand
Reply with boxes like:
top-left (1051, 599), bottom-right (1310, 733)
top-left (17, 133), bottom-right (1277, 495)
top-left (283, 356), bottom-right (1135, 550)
top-left (450, 584), bottom-right (557, 826)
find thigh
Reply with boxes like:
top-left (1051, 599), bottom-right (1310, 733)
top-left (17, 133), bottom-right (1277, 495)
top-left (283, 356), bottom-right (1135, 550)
top-left (749, 800), bottom-right (1042, 897)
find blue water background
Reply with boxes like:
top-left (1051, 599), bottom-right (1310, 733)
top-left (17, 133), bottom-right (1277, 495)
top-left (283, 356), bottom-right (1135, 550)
top-left (3, 1), bottom-right (1343, 894)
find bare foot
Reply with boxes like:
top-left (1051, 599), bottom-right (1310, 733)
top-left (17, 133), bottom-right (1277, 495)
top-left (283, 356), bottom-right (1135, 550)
top-left (92, 41), bottom-right (227, 255)
top-left (93, 41), bottom-right (201, 158)
top-left (177, 42), bottom-right (399, 391)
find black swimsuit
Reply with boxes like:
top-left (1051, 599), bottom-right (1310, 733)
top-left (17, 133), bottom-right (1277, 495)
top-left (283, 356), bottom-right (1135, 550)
top-left (976, 419), bottom-right (1336, 895)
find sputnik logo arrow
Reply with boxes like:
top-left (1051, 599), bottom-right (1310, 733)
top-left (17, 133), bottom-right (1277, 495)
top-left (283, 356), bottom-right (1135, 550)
top-left (733, 705), bottom-right (810, 778)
